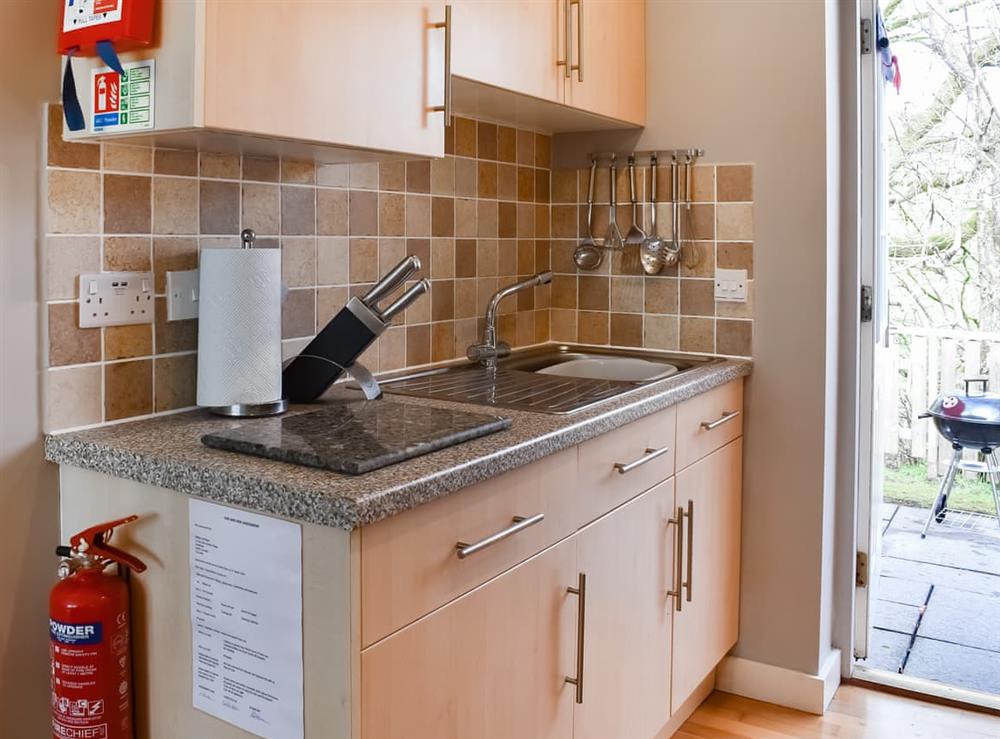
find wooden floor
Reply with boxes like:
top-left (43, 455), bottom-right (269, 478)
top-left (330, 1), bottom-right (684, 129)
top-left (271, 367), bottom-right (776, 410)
top-left (677, 686), bottom-right (1000, 738)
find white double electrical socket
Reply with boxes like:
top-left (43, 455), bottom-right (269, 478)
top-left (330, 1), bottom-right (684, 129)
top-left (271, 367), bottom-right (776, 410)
top-left (714, 268), bottom-right (748, 303)
top-left (167, 269), bottom-right (200, 321)
top-left (78, 272), bottom-right (154, 328)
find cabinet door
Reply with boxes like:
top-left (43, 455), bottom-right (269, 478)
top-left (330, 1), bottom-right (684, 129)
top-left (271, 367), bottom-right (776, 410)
top-left (574, 479), bottom-right (675, 739)
top-left (564, 0), bottom-right (645, 125)
top-left (671, 438), bottom-right (743, 713)
top-left (451, 0), bottom-right (566, 103)
top-left (361, 538), bottom-right (576, 739)
top-left (203, 1), bottom-right (445, 158)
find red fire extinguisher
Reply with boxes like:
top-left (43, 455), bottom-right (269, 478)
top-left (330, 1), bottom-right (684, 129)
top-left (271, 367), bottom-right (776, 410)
top-left (50, 515), bottom-right (146, 739)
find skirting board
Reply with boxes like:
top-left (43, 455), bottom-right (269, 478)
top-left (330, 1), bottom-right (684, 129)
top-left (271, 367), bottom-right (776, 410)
top-left (716, 648), bottom-right (842, 715)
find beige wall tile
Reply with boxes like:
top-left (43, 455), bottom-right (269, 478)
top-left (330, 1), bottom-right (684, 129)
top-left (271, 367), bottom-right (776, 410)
top-left (200, 180), bottom-right (240, 234)
top-left (48, 303), bottom-right (100, 367)
top-left (154, 354), bottom-right (197, 412)
top-left (431, 239), bottom-right (455, 279)
top-left (316, 188), bottom-right (348, 236)
top-left (154, 149), bottom-right (198, 176)
top-left (454, 158), bottom-right (477, 198)
top-left (349, 162), bottom-right (378, 189)
top-left (46, 366), bottom-right (102, 431)
top-left (406, 160), bottom-right (431, 193)
top-left (379, 325), bottom-right (406, 370)
top-left (103, 144), bottom-right (151, 173)
top-left (644, 315), bottom-right (678, 350)
top-left (46, 236), bottom-right (99, 300)
top-left (516, 129), bottom-right (535, 165)
top-left (718, 242), bottom-right (753, 278)
top-left (241, 183), bottom-right (280, 235)
top-left (349, 238), bottom-right (378, 283)
top-left (679, 241), bottom-right (715, 278)
top-left (243, 156), bottom-right (279, 182)
top-left (200, 152), bottom-right (240, 179)
top-left (405, 194), bottom-right (431, 237)
top-left (378, 192), bottom-right (405, 237)
top-left (282, 159), bottom-right (315, 185)
top-left (404, 277), bottom-right (431, 324)
top-left (282, 237), bottom-right (316, 287)
top-left (317, 237), bottom-right (350, 285)
top-left (717, 319), bottom-right (752, 356)
top-left (317, 163), bottom-right (349, 187)
top-left (431, 280), bottom-right (455, 321)
top-left (153, 177), bottom-right (198, 235)
top-left (379, 161), bottom-right (405, 192)
top-left (717, 165), bottom-right (753, 202)
top-left (718, 280), bottom-right (754, 319)
top-left (717, 203), bottom-right (754, 240)
top-left (105, 359), bottom-right (153, 421)
top-left (644, 277), bottom-right (678, 314)
top-left (317, 285), bottom-right (350, 326)
top-left (454, 278), bottom-right (477, 318)
top-left (679, 316), bottom-right (714, 353)
top-left (154, 299), bottom-right (197, 353)
top-left (378, 238), bottom-right (406, 274)
top-left (578, 311), bottom-right (609, 344)
top-left (282, 288), bottom-right (316, 338)
top-left (153, 237), bottom-right (198, 292)
top-left (610, 313), bottom-right (642, 347)
top-left (105, 324), bottom-right (152, 360)
top-left (611, 276), bottom-right (644, 313)
top-left (498, 163), bottom-right (517, 201)
top-left (551, 308), bottom-right (577, 342)
top-left (579, 275), bottom-right (609, 311)
top-left (281, 185), bottom-right (316, 236)
top-left (478, 122), bottom-right (498, 161)
top-left (430, 157), bottom-right (455, 195)
top-left (406, 324), bottom-right (431, 365)
top-left (679, 278), bottom-right (715, 316)
top-left (454, 118), bottom-right (477, 157)
top-left (498, 126), bottom-right (517, 163)
top-left (679, 203), bottom-right (714, 241)
top-left (349, 190), bottom-right (378, 236)
top-left (48, 170), bottom-right (101, 234)
top-left (104, 236), bottom-right (151, 271)
top-left (47, 106), bottom-right (100, 169)
top-left (689, 165), bottom-right (715, 202)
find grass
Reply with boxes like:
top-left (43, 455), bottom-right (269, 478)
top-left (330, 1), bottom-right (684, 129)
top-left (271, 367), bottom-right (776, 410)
top-left (884, 462), bottom-right (1000, 515)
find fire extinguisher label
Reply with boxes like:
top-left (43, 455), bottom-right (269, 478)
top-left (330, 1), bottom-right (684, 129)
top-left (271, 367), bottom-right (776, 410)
top-left (90, 59), bottom-right (155, 133)
top-left (62, 0), bottom-right (123, 34)
top-left (50, 619), bottom-right (103, 646)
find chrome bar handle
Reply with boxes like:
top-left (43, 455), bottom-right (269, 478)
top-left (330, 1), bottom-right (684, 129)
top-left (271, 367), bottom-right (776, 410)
top-left (700, 410), bottom-right (741, 431)
top-left (455, 512), bottom-right (543, 559)
top-left (565, 572), bottom-right (586, 704)
top-left (571, 0), bottom-right (583, 82)
top-left (557, 0), bottom-right (571, 78)
top-left (666, 506), bottom-right (683, 612)
top-left (428, 5), bottom-right (453, 125)
top-left (684, 499), bottom-right (694, 602)
top-left (613, 445), bottom-right (670, 475)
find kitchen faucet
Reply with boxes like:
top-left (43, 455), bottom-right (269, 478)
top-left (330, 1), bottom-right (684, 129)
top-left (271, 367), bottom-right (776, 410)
top-left (467, 272), bottom-right (553, 368)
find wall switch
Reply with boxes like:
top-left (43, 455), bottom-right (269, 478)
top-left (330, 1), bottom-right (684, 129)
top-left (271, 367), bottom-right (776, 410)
top-left (714, 268), bottom-right (748, 302)
top-left (167, 269), bottom-right (200, 321)
top-left (78, 272), bottom-right (154, 328)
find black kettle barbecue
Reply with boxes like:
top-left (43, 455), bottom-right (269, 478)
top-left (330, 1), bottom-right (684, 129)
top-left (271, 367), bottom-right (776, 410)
top-left (919, 378), bottom-right (1000, 537)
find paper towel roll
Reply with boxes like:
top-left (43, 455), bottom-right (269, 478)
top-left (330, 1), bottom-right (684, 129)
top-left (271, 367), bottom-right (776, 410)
top-left (197, 247), bottom-right (282, 407)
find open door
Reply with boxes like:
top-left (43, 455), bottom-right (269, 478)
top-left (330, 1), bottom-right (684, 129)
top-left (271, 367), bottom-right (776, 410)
top-left (854, 0), bottom-right (891, 661)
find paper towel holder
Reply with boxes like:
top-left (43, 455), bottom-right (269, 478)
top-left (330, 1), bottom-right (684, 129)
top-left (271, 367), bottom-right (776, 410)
top-left (204, 228), bottom-right (290, 418)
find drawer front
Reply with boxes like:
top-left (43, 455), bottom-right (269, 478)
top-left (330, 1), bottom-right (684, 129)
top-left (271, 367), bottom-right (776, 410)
top-left (576, 406), bottom-right (676, 526)
top-left (360, 447), bottom-right (578, 647)
top-left (676, 379), bottom-right (744, 470)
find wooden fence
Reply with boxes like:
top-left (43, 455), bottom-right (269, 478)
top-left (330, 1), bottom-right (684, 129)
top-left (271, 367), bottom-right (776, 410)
top-left (887, 327), bottom-right (1000, 477)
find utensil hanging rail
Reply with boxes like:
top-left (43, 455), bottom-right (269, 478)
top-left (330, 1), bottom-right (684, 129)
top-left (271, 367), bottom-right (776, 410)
top-left (587, 148), bottom-right (705, 164)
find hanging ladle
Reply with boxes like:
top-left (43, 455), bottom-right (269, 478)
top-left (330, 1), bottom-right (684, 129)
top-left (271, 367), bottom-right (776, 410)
top-left (640, 155), bottom-right (665, 274)
top-left (573, 159), bottom-right (603, 270)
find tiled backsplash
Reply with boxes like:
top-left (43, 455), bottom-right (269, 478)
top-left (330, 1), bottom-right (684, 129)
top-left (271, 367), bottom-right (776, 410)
top-left (43, 104), bottom-right (753, 433)
top-left (548, 162), bottom-right (754, 356)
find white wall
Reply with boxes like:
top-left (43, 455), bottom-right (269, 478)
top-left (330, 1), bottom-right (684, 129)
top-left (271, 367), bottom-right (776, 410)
top-left (556, 0), bottom-right (849, 678)
top-left (0, 2), bottom-right (59, 735)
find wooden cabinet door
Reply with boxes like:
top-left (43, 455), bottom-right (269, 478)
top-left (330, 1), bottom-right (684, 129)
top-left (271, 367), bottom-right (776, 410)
top-left (361, 538), bottom-right (577, 739)
top-left (671, 438), bottom-right (743, 713)
top-left (573, 478), bottom-right (675, 739)
top-left (451, 0), bottom-right (566, 103)
top-left (564, 0), bottom-right (645, 125)
top-left (202, 1), bottom-right (446, 158)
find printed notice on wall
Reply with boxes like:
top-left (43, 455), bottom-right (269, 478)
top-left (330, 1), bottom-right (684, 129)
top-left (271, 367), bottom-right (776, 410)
top-left (90, 59), bottom-right (155, 133)
top-left (189, 499), bottom-right (304, 739)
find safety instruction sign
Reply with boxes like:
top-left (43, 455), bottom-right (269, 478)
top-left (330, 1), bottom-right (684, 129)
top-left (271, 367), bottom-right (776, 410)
top-left (90, 59), bottom-right (154, 133)
top-left (63, 0), bottom-right (123, 33)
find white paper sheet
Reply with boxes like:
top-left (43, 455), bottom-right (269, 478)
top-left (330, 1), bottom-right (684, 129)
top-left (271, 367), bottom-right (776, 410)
top-left (189, 499), bottom-right (304, 739)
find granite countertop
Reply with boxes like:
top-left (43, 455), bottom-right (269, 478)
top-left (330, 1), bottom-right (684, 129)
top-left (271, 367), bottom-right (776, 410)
top-left (45, 357), bottom-right (751, 530)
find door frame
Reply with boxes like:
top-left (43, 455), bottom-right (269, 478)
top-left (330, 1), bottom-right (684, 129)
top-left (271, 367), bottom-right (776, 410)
top-left (853, 0), bottom-right (886, 662)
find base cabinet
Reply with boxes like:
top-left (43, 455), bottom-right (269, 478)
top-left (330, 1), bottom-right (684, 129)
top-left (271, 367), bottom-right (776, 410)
top-left (671, 439), bottom-right (743, 713)
top-left (574, 479), bottom-right (675, 739)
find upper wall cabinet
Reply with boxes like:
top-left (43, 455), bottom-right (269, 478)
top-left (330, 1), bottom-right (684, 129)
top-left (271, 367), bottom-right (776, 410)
top-left (450, 0), bottom-right (645, 129)
top-left (63, 1), bottom-right (447, 160)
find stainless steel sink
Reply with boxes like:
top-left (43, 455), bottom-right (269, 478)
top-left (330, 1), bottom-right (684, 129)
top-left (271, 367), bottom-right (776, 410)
top-left (379, 345), bottom-right (720, 415)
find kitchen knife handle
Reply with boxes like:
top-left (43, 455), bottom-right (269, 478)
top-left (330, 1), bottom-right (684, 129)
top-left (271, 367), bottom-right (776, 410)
top-left (380, 279), bottom-right (429, 322)
top-left (362, 255), bottom-right (421, 310)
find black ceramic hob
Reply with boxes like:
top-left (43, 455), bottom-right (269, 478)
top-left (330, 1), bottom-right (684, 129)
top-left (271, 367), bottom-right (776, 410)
top-left (201, 399), bottom-right (511, 475)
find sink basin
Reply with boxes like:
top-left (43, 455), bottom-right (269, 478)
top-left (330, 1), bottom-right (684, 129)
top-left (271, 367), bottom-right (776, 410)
top-left (536, 356), bottom-right (679, 383)
top-left (378, 345), bottom-right (720, 415)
